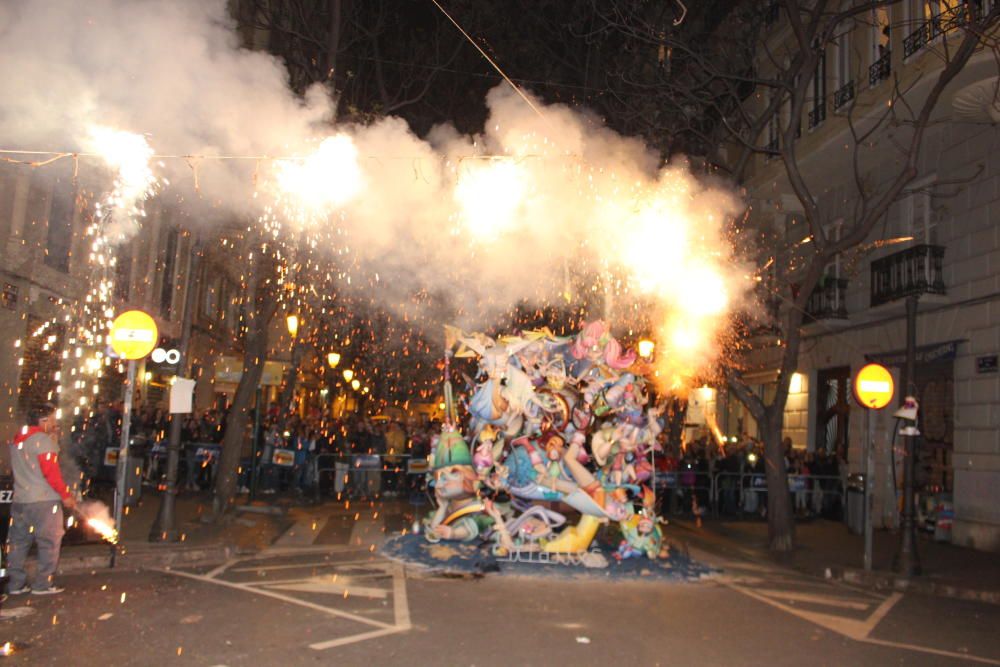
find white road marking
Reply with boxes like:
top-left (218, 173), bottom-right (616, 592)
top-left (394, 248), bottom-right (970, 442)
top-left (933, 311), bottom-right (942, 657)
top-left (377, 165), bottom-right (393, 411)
top-left (730, 584), bottom-right (898, 640)
top-left (859, 637), bottom-right (1000, 666)
top-left (731, 580), bottom-right (1000, 664)
top-left (273, 516), bottom-right (330, 546)
top-left (231, 558), bottom-right (377, 573)
top-left (205, 558), bottom-right (239, 578)
top-left (753, 588), bottom-right (872, 610)
top-left (391, 563), bottom-right (411, 629)
top-left (260, 544), bottom-right (364, 556)
top-left (0, 607), bottom-right (36, 620)
top-left (308, 563), bottom-right (411, 652)
top-left (161, 568), bottom-right (394, 630)
top-left (160, 550), bottom-right (412, 654)
top-left (263, 577), bottom-right (389, 600)
top-left (308, 626), bottom-right (407, 651)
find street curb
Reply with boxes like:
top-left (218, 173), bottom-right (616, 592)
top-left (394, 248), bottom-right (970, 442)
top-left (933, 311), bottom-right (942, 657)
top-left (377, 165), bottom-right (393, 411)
top-left (832, 567), bottom-right (1000, 606)
top-left (55, 543), bottom-right (239, 574)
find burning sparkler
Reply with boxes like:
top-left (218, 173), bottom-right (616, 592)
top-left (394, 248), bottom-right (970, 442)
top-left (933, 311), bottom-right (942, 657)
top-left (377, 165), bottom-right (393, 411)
top-left (86, 517), bottom-right (120, 545)
top-left (76, 500), bottom-right (119, 545)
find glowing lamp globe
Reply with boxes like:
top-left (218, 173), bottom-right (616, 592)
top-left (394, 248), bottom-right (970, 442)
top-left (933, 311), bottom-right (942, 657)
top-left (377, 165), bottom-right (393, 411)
top-left (351, 379), bottom-right (361, 391)
top-left (327, 352), bottom-right (341, 368)
top-left (343, 369), bottom-right (354, 383)
top-left (286, 314), bottom-right (299, 338)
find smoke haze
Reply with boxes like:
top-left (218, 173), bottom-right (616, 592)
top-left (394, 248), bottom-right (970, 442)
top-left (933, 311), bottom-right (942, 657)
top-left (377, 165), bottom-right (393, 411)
top-left (0, 0), bottom-right (751, 386)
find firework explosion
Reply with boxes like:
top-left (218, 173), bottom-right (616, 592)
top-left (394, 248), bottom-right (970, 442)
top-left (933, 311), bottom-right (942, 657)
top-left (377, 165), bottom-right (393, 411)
top-left (0, 0), bottom-right (754, 411)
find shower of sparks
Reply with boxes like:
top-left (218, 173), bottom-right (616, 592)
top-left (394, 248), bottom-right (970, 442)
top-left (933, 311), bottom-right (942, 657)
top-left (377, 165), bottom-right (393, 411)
top-left (87, 517), bottom-right (120, 544)
top-left (86, 125), bottom-right (158, 242)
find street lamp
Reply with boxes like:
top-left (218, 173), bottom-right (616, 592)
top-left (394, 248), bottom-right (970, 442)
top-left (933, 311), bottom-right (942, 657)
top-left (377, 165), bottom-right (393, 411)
top-left (286, 314), bottom-right (299, 338)
top-left (327, 352), bottom-right (341, 368)
top-left (638, 339), bottom-right (655, 359)
top-left (343, 368), bottom-right (354, 383)
top-left (351, 379), bottom-right (361, 391)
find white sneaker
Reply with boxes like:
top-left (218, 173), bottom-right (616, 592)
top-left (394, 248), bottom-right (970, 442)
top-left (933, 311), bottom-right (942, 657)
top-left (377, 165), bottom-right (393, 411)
top-left (7, 585), bottom-right (30, 595)
top-left (31, 586), bottom-right (65, 595)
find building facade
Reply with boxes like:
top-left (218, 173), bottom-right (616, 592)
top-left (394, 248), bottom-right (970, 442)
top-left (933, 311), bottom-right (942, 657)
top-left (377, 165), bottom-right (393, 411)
top-left (0, 158), bottom-right (260, 472)
top-left (730, 1), bottom-right (1000, 550)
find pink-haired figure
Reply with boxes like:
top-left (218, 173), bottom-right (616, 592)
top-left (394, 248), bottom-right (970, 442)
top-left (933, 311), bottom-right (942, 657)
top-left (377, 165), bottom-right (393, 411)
top-left (570, 321), bottom-right (636, 370)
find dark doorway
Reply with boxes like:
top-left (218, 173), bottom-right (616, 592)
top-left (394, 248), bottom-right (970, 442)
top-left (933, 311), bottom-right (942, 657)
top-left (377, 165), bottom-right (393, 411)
top-left (913, 359), bottom-right (953, 493)
top-left (815, 366), bottom-right (851, 460)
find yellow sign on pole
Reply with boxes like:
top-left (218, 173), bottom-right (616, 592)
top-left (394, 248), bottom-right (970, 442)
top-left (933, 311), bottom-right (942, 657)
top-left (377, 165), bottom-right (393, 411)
top-left (854, 363), bottom-right (894, 409)
top-left (110, 310), bottom-right (158, 360)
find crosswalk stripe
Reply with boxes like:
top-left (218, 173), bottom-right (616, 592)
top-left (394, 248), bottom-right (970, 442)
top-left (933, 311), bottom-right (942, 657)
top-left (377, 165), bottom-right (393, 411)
top-left (754, 588), bottom-right (871, 610)
top-left (265, 579), bottom-right (389, 599)
top-left (273, 516), bottom-right (330, 546)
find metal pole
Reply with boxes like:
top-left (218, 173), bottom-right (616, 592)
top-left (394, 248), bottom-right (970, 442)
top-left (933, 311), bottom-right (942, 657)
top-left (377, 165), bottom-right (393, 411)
top-left (112, 359), bottom-right (137, 565)
top-left (863, 408), bottom-right (874, 571)
top-left (895, 294), bottom-right (921, 576)
top-left (151, 237), bottom-right (201, 542)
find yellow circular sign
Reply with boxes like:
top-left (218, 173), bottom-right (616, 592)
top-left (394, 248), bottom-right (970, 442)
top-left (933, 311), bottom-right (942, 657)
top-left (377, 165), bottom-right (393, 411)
top-left (110, 310), bottom-right (158, 360)
top-left (854, 363), bottom-right (894, 409)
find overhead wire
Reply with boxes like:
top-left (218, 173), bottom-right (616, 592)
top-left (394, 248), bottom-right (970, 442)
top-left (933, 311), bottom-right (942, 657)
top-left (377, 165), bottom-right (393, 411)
top-left (428, 0), bottom-right (550, 124)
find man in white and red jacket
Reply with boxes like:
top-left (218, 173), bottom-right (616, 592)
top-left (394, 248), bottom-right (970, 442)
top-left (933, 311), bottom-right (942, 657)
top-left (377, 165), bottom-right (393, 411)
top-left (6, 402), bottom-right (76, 595)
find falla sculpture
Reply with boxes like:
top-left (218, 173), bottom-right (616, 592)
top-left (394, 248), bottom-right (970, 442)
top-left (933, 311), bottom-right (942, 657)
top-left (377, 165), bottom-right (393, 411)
top-left (424, 321), bottom-right (669, 566)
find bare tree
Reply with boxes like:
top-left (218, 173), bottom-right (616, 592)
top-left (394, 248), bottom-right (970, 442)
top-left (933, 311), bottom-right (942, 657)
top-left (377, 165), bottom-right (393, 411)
top-left (211, 242), bottom-right (280, 519)
top-left (589, 0), bottom-right (1000, 550)
top-left (234, 0), bottom-right (469, 126)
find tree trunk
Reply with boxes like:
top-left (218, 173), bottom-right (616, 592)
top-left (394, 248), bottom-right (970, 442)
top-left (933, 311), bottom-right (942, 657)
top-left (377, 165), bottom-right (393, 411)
top-left (211, 270), bottom-right (278, 520)
top-left (324, 0), bottom-right (342, 86)
top-left (276, 339), bottom-right (306, 424)
top-left (762, 409), bottom-right (794, 552)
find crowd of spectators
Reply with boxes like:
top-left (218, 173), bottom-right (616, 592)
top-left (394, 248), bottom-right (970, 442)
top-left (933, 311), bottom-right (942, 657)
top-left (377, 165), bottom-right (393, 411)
top-left (71, 399), bottom-right (850, 519)
top-left (253, 412), bottom-right (437, 499)
top-left (655, 433), bottom-right (849, 520)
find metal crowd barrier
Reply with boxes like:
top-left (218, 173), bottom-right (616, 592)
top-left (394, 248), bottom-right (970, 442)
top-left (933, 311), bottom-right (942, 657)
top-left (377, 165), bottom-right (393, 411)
top-left (711, 472), bottom-right (846, 518)
top-left (653, 470), bottom-right (715, 515)
top-left (649, 470), bottom-right (847, 519)
top-left (143, 440), bottom-right (221, 489)
top-left (313, 453), bottom-right (428, 500)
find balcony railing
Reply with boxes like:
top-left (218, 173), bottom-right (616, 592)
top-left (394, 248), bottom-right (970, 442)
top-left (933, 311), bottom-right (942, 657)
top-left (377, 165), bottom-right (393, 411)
top-left (903, 3), bottom-right (981, 58)
top-left (833, 80), bottom-right (854, 109)
top-left (870, 244), bottom-right (946, 307)
top-left (805, 277), bottom-right (848, 322)
top-left (808, 104), bottom-right (827, 129)
top-left (869, 50), bottom-right (891, 87)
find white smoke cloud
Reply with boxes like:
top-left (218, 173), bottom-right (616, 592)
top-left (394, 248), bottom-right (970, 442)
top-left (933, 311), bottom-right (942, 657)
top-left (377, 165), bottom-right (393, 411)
top-left (0, 0), bottom-right (331, 211)
top-left (0, 0), bottom-right (751, 388)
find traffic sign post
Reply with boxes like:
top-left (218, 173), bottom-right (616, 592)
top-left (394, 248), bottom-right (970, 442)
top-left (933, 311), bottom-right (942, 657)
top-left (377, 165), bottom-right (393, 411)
top-left (109, 310), bottom-right (158, 565)
top-left (853, 363), bottom-right (895, 572)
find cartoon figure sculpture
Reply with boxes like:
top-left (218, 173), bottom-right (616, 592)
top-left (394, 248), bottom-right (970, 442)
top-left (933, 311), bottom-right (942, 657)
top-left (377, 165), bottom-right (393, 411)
top-left (616, 511), bottom-right (665, 561)
top-left (426, 430), bottom-right (493, 542)
top-left (425, 321), bottom-right (671, 562)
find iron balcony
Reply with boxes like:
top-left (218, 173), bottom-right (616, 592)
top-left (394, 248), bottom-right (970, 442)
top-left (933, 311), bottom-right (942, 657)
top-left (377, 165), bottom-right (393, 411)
top-left (870, 244), bottom-right (946, 307)
top-left (805, 277), bottom-right (848, 322)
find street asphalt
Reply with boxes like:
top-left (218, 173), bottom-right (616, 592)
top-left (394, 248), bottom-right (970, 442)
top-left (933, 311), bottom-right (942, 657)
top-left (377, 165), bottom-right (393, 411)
top-left (2, 500), bottom-right (999, 666)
